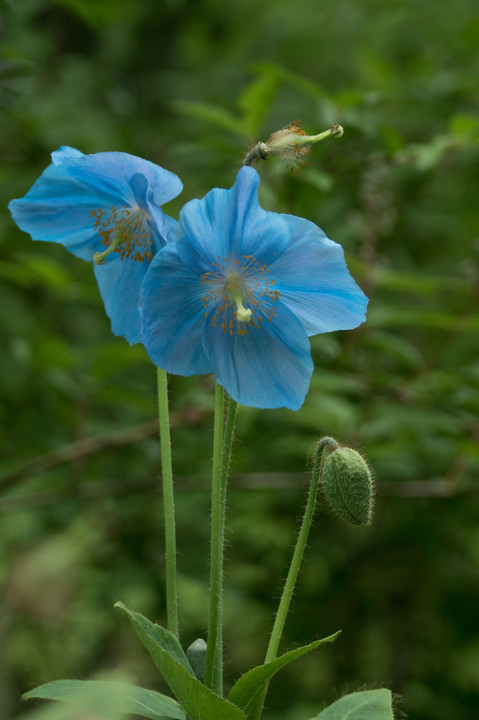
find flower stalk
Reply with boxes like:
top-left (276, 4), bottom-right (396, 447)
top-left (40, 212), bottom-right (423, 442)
top-left (156, 367), bottom-right (179, 638)
top-left (250, 436), bottom-right (339, 720)
top-left (205, 388), bottom-right (238, 695)
top-left (205, 384), bottom-right (225, 693)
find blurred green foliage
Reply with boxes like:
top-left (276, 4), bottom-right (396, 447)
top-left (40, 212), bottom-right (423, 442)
top-left (1, 0), bottom-right (478, 719)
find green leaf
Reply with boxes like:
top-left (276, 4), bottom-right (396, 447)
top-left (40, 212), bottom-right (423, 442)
top-left (310, 689), bottom-right (394, 720)
top-left (364, 331), bottom-right (423, 371)
top-left (55, 0), bottom-right (122, 28)
top-left (16, 703), bottom-right (84, 720)
top-left (115, 602), bottom-right (247, 720)
top-left (117, 602), bottom-right (195, 675)
top-left (172, 100), bottom-right (247, 138)
top-left (262, 62), bottom-right (327, 100)
top-left (449, 112), bottom-right (479, 139)
top-left (23, 679), bottom-right (186, 720)
top-left (299, 168), bottom-right (334, 193)
top-left (372, 267), bottom-right (472, 295)
top-left (228, 632), bottom-right (341, 713)
top-left (396, 135), bottom-right (456, 171)
top-left (368, 307), bottom-right (479, 331)
top-left (238, 66), bottom-right (281, 135)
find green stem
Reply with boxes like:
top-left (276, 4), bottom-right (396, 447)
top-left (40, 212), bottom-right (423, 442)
top-left (156, 368), bottom-right (179, 638)
top-left (221, 396), bottom-right (238, 507)
top-left (215, 396), bottom-right (238, 688)
top-left (205, 384), bottom-right (225, 693)
top-left (251, 436), bottom-right (338, 720)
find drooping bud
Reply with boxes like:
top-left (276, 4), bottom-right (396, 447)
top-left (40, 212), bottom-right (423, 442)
top-left (320, 445), bottom-right (374, 526)
top-left (186, 638), bottom-right (207, 682)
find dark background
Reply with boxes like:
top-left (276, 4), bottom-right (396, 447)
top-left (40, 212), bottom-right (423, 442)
top-left (1, 1), bottom-right (478, 718)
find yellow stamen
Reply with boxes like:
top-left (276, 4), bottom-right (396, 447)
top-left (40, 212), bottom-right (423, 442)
top-left (91, 206), bottom-right (153, 264)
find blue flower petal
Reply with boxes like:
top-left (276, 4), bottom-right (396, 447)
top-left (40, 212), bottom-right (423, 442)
top-left (129, 172), bottom-right (176, 250)
top-left (93, 217), bottom-right (180, 346)
top-left (9, 148), bottom-right (182, 262)
top-left (8, 162), bottom-right (114, 260)
top-left (53, 146), bottom-right (85, 162)
top-left (176, 167), bottom-right (290, 275)
top-left (130, 172), bottom-right (151, 211)
top-left (94, 255), bottom-right (148, 346)
top-left (269, 215), bottom-right (368, 335)
top-left (140, 244), bottom-right (213, 374)
top-left (203, 301), bottom-right (313, 410)
top-left (53, 149), bottom-right (183, 208)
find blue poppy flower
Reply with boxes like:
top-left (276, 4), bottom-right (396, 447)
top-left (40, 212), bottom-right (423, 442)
top-left (140, 167), bottom-right (368, 410)
top-left (9, 146), bottom-right (183, 345)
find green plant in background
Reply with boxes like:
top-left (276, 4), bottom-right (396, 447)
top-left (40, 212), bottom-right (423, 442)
top-left (8, 125), bottom-right (394, 720)
top-left (1, 2), bottom-right (479, 720)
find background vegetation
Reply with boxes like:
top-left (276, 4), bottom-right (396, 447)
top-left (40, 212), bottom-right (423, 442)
top-left (1, 1), bottom-right (478, 718)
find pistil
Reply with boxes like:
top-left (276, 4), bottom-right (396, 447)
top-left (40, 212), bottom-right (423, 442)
top-left (229, 286), bottom-right (252, 322)
top-left (93, 233), bottom-right (123, 265)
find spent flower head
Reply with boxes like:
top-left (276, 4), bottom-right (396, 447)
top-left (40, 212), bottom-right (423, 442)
top-left (244, 121), bottom-right (344, 169)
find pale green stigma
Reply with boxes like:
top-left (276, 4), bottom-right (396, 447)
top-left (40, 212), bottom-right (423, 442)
top-left (93, 233), bottom-right (123, 265)
top-left (231, 290), bottom-right (252, 322)
top-left (224, 273), bottom-right (252, 323)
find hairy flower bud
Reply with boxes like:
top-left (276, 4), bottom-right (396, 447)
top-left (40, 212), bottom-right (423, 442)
top-left (321, 446), bottom-right (374, 526)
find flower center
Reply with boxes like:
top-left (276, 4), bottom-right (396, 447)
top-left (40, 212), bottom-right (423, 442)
top-left (91, 206), bottom-right (152, 265)
top-left (223, 274), bottom-right (252, 322)
top-left (200, 254), bottom-right (280, 336)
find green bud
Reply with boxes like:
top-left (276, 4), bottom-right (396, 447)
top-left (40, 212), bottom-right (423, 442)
top-left (321, 446), bottom-right (374, 526)
top-left (186, 638), bottom-right (207, 682)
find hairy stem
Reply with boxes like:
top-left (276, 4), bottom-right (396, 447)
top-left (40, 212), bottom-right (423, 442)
top-left (205, 384), bottom-right (225, 693)
top-left (251, 437), bottom-right (338, 720)
top-left (157, 368), bottom-right (179, 638)
top-left (205, 390), bottom-right (239, 695)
